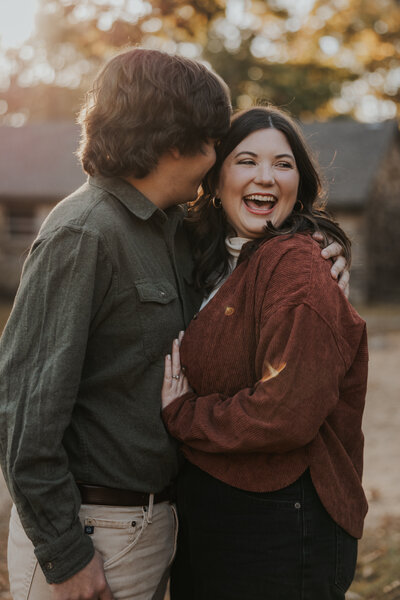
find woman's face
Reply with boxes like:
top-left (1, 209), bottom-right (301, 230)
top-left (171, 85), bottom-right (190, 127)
top-left (217, 128), bottom-right (300, 238)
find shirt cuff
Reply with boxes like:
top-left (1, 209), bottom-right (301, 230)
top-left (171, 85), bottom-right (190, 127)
top-left (162, 391), bottom-right (197, 426)
top-left (34, 519), bottom-right (95, 584)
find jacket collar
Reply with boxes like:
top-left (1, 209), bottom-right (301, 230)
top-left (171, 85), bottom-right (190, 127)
top-left (88, 174), bottom-right (184, 223)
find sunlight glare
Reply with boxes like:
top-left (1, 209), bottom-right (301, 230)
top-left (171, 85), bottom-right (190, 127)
top-left (0, 0), bottom-right (40, 48)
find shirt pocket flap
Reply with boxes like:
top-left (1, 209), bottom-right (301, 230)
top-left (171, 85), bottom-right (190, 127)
top-left (135, 279), bottom-right (178, 304)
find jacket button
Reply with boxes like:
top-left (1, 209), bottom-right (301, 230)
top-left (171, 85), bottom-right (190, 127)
top-left (294, 502), bottom-right (301, 509)
top-left (159, 290), bottom-right (166, 297)
top-left (45, 562), bottom-right (54, 570)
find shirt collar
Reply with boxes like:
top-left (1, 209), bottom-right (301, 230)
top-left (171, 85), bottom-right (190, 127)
top-left (88, 174), bottom-right (183, 223)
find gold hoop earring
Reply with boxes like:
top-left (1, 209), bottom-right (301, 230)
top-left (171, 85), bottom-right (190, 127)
top-left (212, 197), bottom-right (222, 209)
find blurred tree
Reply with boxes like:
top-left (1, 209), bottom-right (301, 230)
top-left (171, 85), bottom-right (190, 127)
top-left (298, 0), bottom-right (400, 120)
top-left (0, 0), bottom-right (399, 124)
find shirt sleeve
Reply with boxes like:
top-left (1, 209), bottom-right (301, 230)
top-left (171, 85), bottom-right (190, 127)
top-left (0, 225), bottom-right (113, 583)
top-left (162, 300), bottom-right (351, 455)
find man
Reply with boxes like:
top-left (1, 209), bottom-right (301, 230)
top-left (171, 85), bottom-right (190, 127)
top-left (0, 48), bottom-right (347, 600)
top-left (0, 48), bottom-right (230, 600)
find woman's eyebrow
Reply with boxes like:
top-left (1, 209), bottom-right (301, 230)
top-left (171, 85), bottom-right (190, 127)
top-left (234, 151), bottom-right (295, 159)
top-left (234, 151), bottom-right (258, 158)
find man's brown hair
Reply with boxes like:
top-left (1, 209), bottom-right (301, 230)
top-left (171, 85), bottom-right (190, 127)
top-left (77, 48), bottom-right (232, 178)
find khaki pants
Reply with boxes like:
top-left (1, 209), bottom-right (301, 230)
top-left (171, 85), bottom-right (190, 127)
top-left (8, 500), bottom-right (178, 600)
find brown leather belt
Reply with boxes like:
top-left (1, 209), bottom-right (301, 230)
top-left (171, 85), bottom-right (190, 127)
top-left (77, 483), bottom-right (175, 506)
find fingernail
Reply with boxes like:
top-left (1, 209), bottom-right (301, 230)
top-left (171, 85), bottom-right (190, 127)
top-left (166, 354), bottom-right (171, 360)
top-left (322, 250), bottom-right (328, 257)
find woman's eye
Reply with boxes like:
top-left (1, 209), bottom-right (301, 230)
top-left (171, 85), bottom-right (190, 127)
top-left (276, 162), bottom-right (293, 168)
top-left (238, 159), bottom-right (256, 165)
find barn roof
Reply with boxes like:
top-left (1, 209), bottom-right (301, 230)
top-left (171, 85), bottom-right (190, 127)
top-left (303, 119), bottom-right (399, 208)
top-left (0, 122), bottom-right (85, 201)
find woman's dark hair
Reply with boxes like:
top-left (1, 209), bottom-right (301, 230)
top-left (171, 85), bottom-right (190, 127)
top-left (187, 105), bottom-right (351, 292)
top-left (77, 48), bottom-right (232, 178)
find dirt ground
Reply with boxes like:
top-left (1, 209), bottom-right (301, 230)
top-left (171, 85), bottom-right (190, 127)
top-left (0, 304), bottom-right (400, 599)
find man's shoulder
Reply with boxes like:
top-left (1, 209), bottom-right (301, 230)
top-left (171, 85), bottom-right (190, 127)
top-left (39, 179), bottom-right (126, 239)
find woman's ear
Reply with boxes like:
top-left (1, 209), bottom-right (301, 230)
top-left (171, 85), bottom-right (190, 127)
top-left (169, 147), bottom-right (181, 160)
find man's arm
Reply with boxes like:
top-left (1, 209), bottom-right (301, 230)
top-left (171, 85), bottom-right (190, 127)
top-left (312, 232), bottom-right (350, 297)
top-left (0, 225), bottom-right (112, 586)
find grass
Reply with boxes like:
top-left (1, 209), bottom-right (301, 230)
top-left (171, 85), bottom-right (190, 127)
top-left (0, 519), bottom-right (11, 600)
top-left (349, 517), bottom-right (400, 599)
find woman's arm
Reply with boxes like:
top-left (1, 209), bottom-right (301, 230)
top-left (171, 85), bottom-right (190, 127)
top-left (162, 306), bottom-right (348, 454)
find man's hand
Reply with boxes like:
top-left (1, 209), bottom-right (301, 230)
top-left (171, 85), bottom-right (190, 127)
top-left (312, 232), bottom-right (350, 298)
top-left (50, 551), bottom-right (114, 600)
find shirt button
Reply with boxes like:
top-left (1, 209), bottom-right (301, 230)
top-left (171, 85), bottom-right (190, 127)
top-left (159, 290), bottom-right (166, 298)
top-left (45, 562), bottom-right (54, 570)
top-left (294, 502), bottom-right (301, 509)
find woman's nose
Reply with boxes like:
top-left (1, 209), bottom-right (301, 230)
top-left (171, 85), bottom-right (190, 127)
top-left (254, 164), bottom-right (275, 185)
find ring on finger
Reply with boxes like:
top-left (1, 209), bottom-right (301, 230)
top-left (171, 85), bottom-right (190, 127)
top-left (171, 374), bottom-right (180, 380)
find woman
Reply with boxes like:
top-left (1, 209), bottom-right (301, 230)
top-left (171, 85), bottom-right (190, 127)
top-left (161, 106), bottom-right (368, 599)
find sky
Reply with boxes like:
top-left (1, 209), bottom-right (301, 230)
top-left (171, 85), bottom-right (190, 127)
top-left (0, 0), bottom-right (40, 48)
top-left (0, 0), bottom-right (316, 50)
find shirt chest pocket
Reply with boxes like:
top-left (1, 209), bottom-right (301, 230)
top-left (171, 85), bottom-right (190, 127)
top-left (135, 279), bottom-right (183, 361)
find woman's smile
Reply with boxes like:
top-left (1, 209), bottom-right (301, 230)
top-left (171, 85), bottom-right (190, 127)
top-left (217, 128), bottom-right (300, 238)
top-left (243, 193), bottom-right (277, 215)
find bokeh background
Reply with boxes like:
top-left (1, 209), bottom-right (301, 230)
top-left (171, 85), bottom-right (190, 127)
top-left (0, 1), bottom-right (400, 598)
top-left (1, 0), bottom-right (400, 123)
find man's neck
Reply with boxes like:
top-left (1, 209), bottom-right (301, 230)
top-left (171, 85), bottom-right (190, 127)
top-left (124, 154), bottom-right (179, 210)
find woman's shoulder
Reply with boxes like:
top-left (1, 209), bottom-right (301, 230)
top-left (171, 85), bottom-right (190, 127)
top-left (250, 233), bottom-right (322, 285)
top-left (251, 233), bottom-right (366, 354)
top-left (255, 232), bottom-right (317, 260)
top-left (250, 232), bottom-right (342, 308)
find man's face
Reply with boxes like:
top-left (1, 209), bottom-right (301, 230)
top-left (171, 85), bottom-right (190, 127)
top-left (171, 140), bottom-right (217, 204)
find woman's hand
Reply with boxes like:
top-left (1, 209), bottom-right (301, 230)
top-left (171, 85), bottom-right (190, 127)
top-left (312, 232), bottom-right (350, 298)
top-left (162, 332), bottom-right (191, 410)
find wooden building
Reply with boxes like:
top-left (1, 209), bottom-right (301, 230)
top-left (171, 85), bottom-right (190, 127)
top-left (303, 119), bottom-right (400, 304)
top-left (0, 123), bottom-right (84, 296)
top-left (0, 119), bottom-right (399, 303)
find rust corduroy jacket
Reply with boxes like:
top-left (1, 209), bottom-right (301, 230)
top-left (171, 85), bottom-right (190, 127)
top-left (163, 234), bottom-right (369, 538)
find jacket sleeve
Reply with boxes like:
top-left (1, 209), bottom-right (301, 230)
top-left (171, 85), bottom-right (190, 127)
top-left (162, 297), bottom-right (350, 455)
top-left (0, 225), bottom-right (113, 583)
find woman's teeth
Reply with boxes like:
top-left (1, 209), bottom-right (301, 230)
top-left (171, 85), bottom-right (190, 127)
top-left (244, 194), bottom-right (276, 210)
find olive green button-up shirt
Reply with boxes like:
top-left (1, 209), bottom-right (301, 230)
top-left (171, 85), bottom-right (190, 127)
top-left (0, 175), bottom-right (201, 583)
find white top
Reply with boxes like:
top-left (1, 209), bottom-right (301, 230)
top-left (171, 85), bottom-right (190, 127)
top-left (199, 236), bottom-right (252, 310)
